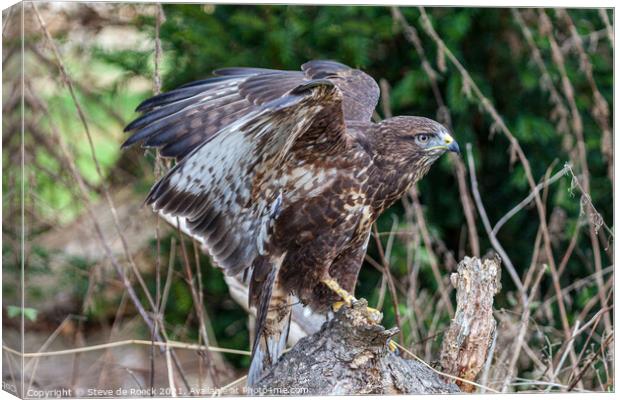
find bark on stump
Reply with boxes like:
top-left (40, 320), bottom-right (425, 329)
top-left (254, 299), bottom-right (459, 395)
top-left (439, 255), bottom-right (501, 392)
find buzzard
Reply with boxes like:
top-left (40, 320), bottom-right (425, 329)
top-left (123, 60), bottom-right (459, 385)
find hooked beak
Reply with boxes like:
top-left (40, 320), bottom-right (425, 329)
top-left (447, 140), bottom-right (460, 155)
top-left (441, 131), bottom-right (460, 155)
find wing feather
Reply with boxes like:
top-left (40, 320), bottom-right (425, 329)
top-left (143, 82), bottom-right (345, 275)
top-left (124, 60), bottom-right (378, 160)
top-left (135, 76), bottom-right (238, 111)
top-left (123, 60), bottom-right (374, 275)
top-left (302, 60), bottom-right (379, 121)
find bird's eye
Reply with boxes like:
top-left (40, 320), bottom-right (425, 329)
top-left (415, 134), bottom-right (431, 145)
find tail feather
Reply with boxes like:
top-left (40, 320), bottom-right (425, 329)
top-left (247, 255), bottom-right (291, 387)
top-left (247, 304), bottom-right (291, 387)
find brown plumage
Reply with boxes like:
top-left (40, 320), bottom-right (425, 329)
top-left (123, 60), bottom-right (460, 386)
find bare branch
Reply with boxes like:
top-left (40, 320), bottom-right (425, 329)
top-left (408, 187), bottom-right (455, 316)
top-left (598, 9), bottom-right (614, 47)
top-left (465, 144), bottom-right (525, 304)
top-left (492, 164), bottom-right (570, 235)
top-left (417, 10), bottom-right (586, 373)
top-left (392, 6), bottom-right (480, 257)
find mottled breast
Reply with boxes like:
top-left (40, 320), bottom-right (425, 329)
top-left (270, 156), bottom-right (370, 248)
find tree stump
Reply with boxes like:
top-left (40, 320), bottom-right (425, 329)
top-left (254, 299), bottom-right (459, 395)
top-left (439, 255), bottom-right (502, 392)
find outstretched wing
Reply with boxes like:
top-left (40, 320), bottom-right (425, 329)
top-left (122, 70), bottom-right (303, 160)
top-left (301, 60), bottom-right (379, 122)
top-left (123, 60), bottom-right (378, 161)
top-left (125, 80), bottom-right (346, 276)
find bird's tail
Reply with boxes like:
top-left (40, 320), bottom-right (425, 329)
top-left (247, 255), bottom-right (292, 388)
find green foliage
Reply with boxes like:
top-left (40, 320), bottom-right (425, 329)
top-left (7, 306), bottom-right (38, 322)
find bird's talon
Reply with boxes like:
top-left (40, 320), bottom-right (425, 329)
top-left (332, 300), bottom-right (347, 312)
top-left (322, 278), bottom-right (356, 304)
top-left (387, 339), bottom-right (398, 353)
top-left (322, 279), bottom-right (382, 323)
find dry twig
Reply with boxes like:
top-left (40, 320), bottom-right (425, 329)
top-left (2, 340), bottom-right (251, 358)
top-left (372, 223), bottom-right (405, 343)
top-left (492, 164), bottom-right (570, 235)
top-left (391, 6), bottom-right (480, 258)
top-left (557, 9), bottom-right (612, 184)
top-left (32, 4), bottom-right (191, 390)
top-left (597, 9), bottom-right (614, 47)
top-left (465, 144), bottom-right (525, 305)
top-left (416, 9), bottom-right (582, 378)
top-left (408, 187), bottom-right (455, 316)
top-left (538, 10), bottom-right (610, 338)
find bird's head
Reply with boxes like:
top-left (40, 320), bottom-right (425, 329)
top-left (374, 116), bottom-right (459, 172)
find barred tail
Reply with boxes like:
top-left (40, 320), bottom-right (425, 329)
top-left (247, 255), bottom-right (291, 387)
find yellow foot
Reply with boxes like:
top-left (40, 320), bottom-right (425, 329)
top-left (321, 278), bottom-right (356, 305)
top-left (387, 339), bottom-right (398, 353)
top-left (321, 278), bottom-right (383, 324)
top-left (332, 301), bottom-right (346, 312)
top-left (322, 278), bottom-right (383, 324)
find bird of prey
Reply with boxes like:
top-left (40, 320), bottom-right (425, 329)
top-left (123, 60), bottom-right (459, 386)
